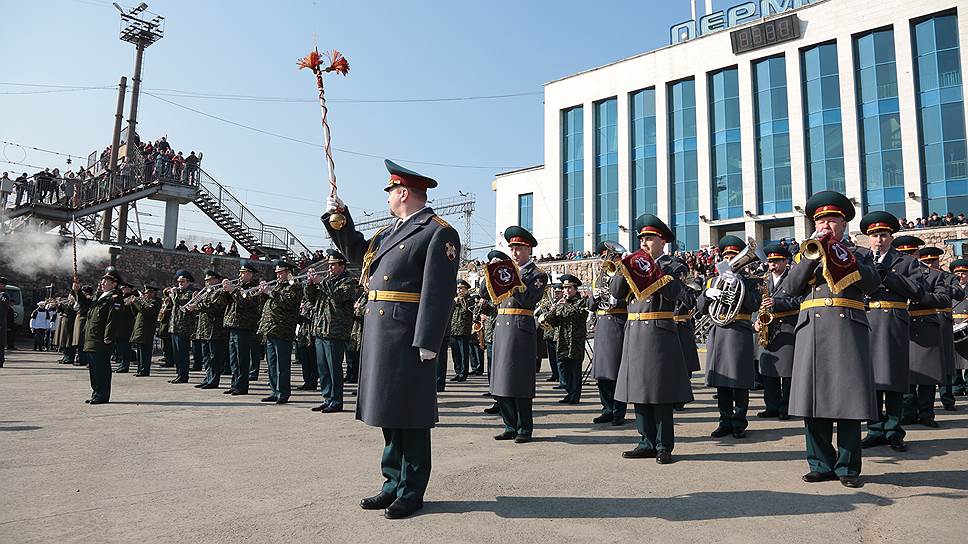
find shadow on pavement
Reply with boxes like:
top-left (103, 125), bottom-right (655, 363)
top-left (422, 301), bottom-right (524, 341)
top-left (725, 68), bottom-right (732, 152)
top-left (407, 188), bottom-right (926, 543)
top-left (423, 491), bottom-right (890, 520)
top-left (864, 469), bottom-right (968, 490)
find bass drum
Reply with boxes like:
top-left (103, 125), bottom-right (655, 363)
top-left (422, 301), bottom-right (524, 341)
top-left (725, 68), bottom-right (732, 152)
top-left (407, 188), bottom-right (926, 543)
top-left (954, 321), bottom-right (968, 344)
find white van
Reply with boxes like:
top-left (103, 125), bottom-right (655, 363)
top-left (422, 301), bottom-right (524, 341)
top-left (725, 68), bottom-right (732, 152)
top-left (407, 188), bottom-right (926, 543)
top-left (5, 286), bottom-right (25, 327)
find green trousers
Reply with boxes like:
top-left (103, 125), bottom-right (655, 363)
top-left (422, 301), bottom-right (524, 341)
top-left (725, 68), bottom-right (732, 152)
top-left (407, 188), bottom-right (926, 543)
top-left (381, 428), bottom-right (432, 502)
top-left (495, 396), bottom-right (533, 436)
top-left (634, 403), bottom-right (675, 453)
top-left (902, 384), bottom-right (937, 421)
top-left (939, 374), bottom-right (956, 410)
top-left (804, 417), bottom-right (861, 477)
top-left (597, 379), bottom-right (627, 421)
top-left (867, 390), bottom-right (905, 439)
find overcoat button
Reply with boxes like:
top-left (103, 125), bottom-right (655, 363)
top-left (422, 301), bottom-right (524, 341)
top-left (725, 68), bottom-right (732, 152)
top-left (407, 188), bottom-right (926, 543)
top-left (379, 309), bottom-right (385, 316)
top-left (839, 313), bottom-right (845, 318)
top-left (815, 314), bottom-right (820, 318)
top-left (383, 275), bottom-right (389, 281)
top-left (506, 321), bottom-right (510, 325)
top-left (399, 244), bottom-right (405, 249)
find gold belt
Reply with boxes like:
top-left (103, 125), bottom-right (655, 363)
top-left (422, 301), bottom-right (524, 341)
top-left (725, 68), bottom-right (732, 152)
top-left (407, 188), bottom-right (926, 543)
top-left (771, 309), bottom-right (798, 319)
top-left (800, 298), bottom-right (866, 311)
top-left (368, 290), bottom-right (421, 303)
top-left (498, 308), bottom-right (534, 316)
top-left (954, 313), bottom-right (968, 319)
top-left (734, 313), bottom-right (753, 321)
top-left (596, 309), bottom-right (628, 316)
top-left (910, 307), bottom-right (952, 317)
top-left (627, 312), bottom-right (675, 321)
top-left (673, 310), bottom-right (696, 322)
top-left (867, 301), bottom-right (909, 310)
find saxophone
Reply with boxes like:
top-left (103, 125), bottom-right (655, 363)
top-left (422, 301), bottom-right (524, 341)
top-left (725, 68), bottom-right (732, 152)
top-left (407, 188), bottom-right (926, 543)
top-left (756, 275), bottom-right (773, 347)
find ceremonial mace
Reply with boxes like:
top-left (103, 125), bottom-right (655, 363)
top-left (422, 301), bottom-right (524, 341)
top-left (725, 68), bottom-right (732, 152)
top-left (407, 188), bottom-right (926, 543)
top-left (298, 47), bottom-right (350, 230)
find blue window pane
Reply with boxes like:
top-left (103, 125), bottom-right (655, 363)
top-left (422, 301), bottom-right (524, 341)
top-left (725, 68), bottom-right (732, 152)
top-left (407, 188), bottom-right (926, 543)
top-left (857, 34), bottom-right (875, 68)
top-left (873, 28), bottom-right (896, 63)
top-left (561, 105), bottom-right (584, 252)
top-left (915, 18), bottom-right (936, 56)
top-left (669, 79), bottom-right (699, 247)
top-left (935, 15), bottom-right (959, 50)
top-left (919, 53), bottom-right (940, 90)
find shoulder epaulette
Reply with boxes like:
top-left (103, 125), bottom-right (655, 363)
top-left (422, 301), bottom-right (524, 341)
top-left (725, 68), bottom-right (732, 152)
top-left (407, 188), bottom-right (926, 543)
top-left (534, 265), bottom-right (547, 276)
top-left (432, 215), bottom-right (451, 228)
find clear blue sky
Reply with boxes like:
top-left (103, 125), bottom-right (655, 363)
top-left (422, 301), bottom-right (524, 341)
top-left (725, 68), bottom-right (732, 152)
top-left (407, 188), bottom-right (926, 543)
top-left (1, 0), bottom-right (699, 257)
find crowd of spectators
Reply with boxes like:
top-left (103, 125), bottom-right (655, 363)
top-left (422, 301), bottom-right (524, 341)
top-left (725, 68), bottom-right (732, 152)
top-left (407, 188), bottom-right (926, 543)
top-left (899, 212), bottom-right (967, 229)
top-left (1, 168), bottom-right (91, 209)
top-left (536, 251), bottom-right (595, 262)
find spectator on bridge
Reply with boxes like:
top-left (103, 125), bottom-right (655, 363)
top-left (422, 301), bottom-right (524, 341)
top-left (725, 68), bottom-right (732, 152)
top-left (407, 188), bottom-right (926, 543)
top-left (175, 240), bottom-right (189, 251)
top-left (228, 242), bottom-right (240, 257)
top-left (172, 152), bottom-right (185, 181)
top-left (184, 151), bottom-right (200, 183)
top-left (156, 136), bottom-right (170, 154)
top-left (190, 244), bottom-right (200, 253)
top-left (14, 173), bottom-right (28, 206)
top-left (214, 242), bottom-right (225, 254)
top-left (62, 171), bottom-right (77, 208)
top-left (50, 168), bottom-right (61, 203)
top-left (0, 172), bottom-right (11, 209)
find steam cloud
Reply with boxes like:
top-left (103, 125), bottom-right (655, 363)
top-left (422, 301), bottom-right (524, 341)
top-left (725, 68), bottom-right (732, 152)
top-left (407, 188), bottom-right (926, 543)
top-left (0, 232), bottom-right (112, 276)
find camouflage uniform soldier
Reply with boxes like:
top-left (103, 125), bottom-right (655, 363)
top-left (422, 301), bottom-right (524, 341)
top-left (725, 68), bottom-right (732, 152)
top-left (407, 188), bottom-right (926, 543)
top-left (545, 274), bottom-right (588, 404)
top-left (157, 291), bottom-right (173, 368)
top-left (128, 285), bottom-right (161, 377)
top-left (347, 292), bottom-right (364, 383)
top-left (189, 270), bottom-right (229, 389)
top-left (220, 263), bottom-right (263, 395)
top-left (256, 260), bottom-right (303, 404)
top-left (305, 249), bottom-right (357, 413)
top-left (295, 306), bottom-right (318, 391)
top-left (168, 270), bottom-right (199, 384)
top-left (448, 280), bottom-right (475, 382)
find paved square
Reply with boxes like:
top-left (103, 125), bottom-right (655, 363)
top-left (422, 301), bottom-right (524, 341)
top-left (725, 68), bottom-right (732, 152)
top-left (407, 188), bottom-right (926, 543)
top-left (1, 349), bottom-right (966, 543)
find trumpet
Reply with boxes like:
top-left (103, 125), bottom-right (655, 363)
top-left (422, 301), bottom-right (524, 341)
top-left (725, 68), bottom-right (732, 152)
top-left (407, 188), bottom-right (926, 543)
top-left (801, 232), bottom-right (832, 260)
top-left (599, 240), bottom-right (627, 276)
top-left (239, 272), bottom-right (312, 296)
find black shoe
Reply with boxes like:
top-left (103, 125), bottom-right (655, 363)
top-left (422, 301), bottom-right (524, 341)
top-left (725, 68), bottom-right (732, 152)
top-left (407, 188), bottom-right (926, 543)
top-left (710, 426), bottom-right (732, 438)
top-left (360, 491), bottom-right (395, 510)
top-left (385, 497), bottom-right (423, 519)
top-left (89, 398), bottom-right (108, 405)
top-left (757, 410), bottom-right (779, 418)
top-left (482, 392), bottom-right (492, 397)
top-left (223, 389), bottom-right (236, 394)
top-left (544, 377), bottom-right (557, 382)
top-left (114, 368), bottom-right (129, 373)
top-left (200, 384), bottom-right (218, 389)
top-left (593, 414), bottom-right (612, 423)
top-left (134, 373), bottom-right (149, 377)
top-left (552, 385), bottom-right (565, 389)
top-left (921, 418), bottom-right (939, 428)
top-left (889, 436), bottom-right (908, 452)
top-left (321, 405), bottom-right (343, 413)
top-left (436, 387), bottom-right (445, 392)
top-left (839, 475), bottom-right (862, 488)
top-left (557, 398), bottom-right (571, 404)
top-left (750, 383), bottom-right (764, 391)
top-left (732, 430), bottom-right (747, 439)
top-left (248, 375), bottom-right (258, 381)
top-left (457, 376), bottom-right (467, 382)
top-left (84, 399), bottom-right (92, 404)
top-left (194, 383), bottom-right (206, 388)
top-left (860, 434), bottom-right (888, 449)
top-left (622, 447), bottom-right (656, 459)
top-left (493, 431), bottom-right (517, 440)
top-left (231, 390), bottom-right (248, 395)
top-left (899, 417), bottom-right (917, 426)
top-left (778, 413), bottom-right (791, 420)
top-left (449, 376), bottom-right (461, 382)
top-left (297, 384), bottom-right (317, 391)
top-left (611, 418), bottom-right (627, 426)
top-left (483, 405), bottom-right (500, 415)
top-left (802, 471), bottom-right (837, 483)
top-left (169, 377), bottom-right (188, 384)
top-left (942, 405), bottom-right (957, 412)
top-left (311, 404), bottom-right (328, 412)
top-left (514, 435), bottom-right (532, 444)
top-left (656, 450), bottom-right (673, 464)
top-left (275, 398), bottom-right (289, 404)
top-left (673, 404), bottom-right (685, 411)
top-left (261, 396), bottom-right (279, 403)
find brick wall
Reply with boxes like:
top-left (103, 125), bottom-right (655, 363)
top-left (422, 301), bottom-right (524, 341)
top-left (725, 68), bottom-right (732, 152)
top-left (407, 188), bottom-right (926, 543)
top-left (855, 225), bottom-right (968, 267)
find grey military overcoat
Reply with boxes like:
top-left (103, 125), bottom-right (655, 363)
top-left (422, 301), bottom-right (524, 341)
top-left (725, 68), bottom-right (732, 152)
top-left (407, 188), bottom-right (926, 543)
top-left (780, 244), bottom-right (879, 420)
top-left (675, 281), bottom-right (701, 374)
top-left (756, 269), bottom-right (800, 379)
top-left (698, 274), bottom-right (762, 389)
top-left (909, 266), bottom-right (950, 385)
top-left (485, 260), bottom-right (548, 398)
top-left (612, 255), bottom-right (694, 405)
top-left (589, 273), bottom-right (627, 381)
top-left (324, 207), bottom-right (460, 429)
top-left (940, 271), bottom-right (965, 375)
top-left (953, 293), bottom-right (968, 370)
top-left (863, 248), bottom-right (924, 392)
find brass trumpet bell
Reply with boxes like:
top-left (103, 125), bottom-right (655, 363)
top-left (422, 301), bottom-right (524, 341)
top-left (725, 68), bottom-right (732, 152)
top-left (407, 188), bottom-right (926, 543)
top-left (801, 238), bottom-right (824, 260)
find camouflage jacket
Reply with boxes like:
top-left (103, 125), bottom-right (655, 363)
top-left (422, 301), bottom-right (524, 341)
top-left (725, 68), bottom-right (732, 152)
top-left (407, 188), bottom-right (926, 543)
top-left (156, 296), bottom-right (172, 337)
top-left (350, 295), bottom-right (365, 351)
top-left (479, 297), bottom-right (497, 345)
top-left (129, 296), bottom-right (161, 344)
top-left (169, 286), bottom-right (199, 337)
top-left (537, 298), bottom-right (556, 340)
top-left (257, 282), bottom-right (303, 341)
top-left (303, 272), bottom-right (357, 341)
top-left (449, 294), bottom-right (475, 337)
top-left (546, 294), bottom-right (588, 360)
top-left (194, 288), bottom-right (228, 341)
top-left (221, 282), bottom-right (264, 331)
top-left (295, 312), bottom-right (313, 347)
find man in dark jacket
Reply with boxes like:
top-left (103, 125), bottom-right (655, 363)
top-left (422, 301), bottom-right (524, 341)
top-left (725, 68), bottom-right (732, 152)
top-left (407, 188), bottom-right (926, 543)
top-left (76, 268), bottom-right (127, 404)
top-left (189, 270), bottom-right (229, 389)
top-left (128, 285), bottom-right (161, 377)
top-left (220, 264), bottom-right (263, 395)
top-left (257, 260), bottom-right (303, 404)
top-left (755, 244), bottom-right (799, 420)
top-left (305, 249), bottom-right (357, 413)
top-left (113, 282), bottom-right (137, 373)
top-left (546, 274), bottom-right (588, 404)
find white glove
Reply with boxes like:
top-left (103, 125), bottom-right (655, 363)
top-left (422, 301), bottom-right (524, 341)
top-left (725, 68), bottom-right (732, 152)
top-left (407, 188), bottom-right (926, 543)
top-left (704, 287), bottom-right (722, 300)
top-left (489, 257), bottom-right (502, 264)
top-left (326, 193), bottom-right (345, 213)
top-left (608, 296), bottom-right (620, 306)
top-left (419, 348), bottom-right (437, 361)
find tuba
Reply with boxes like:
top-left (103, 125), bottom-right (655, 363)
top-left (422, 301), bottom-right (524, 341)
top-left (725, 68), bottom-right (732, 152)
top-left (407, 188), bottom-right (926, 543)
top-left (599, 240), bottom-right (627, 277)
top-left (707, 237), bottom-right (766, 326)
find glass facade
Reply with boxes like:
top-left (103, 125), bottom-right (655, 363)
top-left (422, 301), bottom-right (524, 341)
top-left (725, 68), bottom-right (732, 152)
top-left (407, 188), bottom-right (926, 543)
top-left (518, 193), bottom-right (533, 232)
top-left (855, 28), bottom-right (905, 217)
top-left (709, 67), bottom-right (743, 220)
top-left (668, 79), bottom-right (699, 250)
top-left (630, 88), bottom-right (658, 247)
top-left (754, 55), bottom-right (792, 214)
top-left (594, 98), bottom-right (619, 246)
top-left (562, 106), bottom-right (584, 253)
top-left (802, 42), bottom-right (845, 193)
top-left (914, 13), bottom-right (968, 215)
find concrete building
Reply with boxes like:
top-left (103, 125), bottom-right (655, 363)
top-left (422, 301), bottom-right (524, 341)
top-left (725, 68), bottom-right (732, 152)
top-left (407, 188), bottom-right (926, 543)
top-left (494, 0), bottom-right (968, 252)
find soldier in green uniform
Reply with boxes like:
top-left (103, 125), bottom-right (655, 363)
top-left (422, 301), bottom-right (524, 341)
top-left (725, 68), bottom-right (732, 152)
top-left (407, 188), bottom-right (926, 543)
top-left (220, 264), bottom-right (263, 395)
top-left (168, 270), bottom-right (199, 384)
top-left (112, 282), bottom-right (137, 373)
top-left (295, 305), bottom-right (317, 390)
top-left (189, 270), bottom-right (230, 389)
top-left (305, 249), bottom-right (357, 413)
top-left (157, 289), bottom-right (174, 368)
top-left (545, 274), bottom-right (588, 404)
top-left (448, 280), bottom-right (474, 382)
top-left (127, 285), bottom-right (161, 377)
top-left (257, 260), bottom-right (303, 404)
top-left (782, 191), bottom-right (879, 488)
top-left (71, 285), bottom-right (94, 368)
top-left (75, 268), bottom-right (127, 404)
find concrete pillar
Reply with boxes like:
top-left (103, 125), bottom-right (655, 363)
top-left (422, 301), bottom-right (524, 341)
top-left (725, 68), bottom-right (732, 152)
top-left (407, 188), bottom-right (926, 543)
top-left (163, 200), bottom-right (179, 250)
top-left (695, 71), bottom-right (713, 249)
top-left (894, 21), bottom-right (925, 221)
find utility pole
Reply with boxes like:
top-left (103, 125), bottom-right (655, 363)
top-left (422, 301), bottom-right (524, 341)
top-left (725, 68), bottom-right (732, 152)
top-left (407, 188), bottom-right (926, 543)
top-left (111, 2), bottom-right (164, 244)
top-left (100, 76), bottom-right (127, 241)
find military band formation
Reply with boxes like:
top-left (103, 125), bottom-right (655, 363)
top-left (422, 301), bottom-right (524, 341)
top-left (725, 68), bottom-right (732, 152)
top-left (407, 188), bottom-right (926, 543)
top-left (11, 160), bottom-right (968, 517)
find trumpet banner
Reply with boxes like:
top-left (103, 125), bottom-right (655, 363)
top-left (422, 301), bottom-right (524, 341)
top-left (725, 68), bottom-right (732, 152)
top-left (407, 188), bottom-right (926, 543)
top-left (618, 249), bottom-right (672, 301)
top-left (815, 237), bottom-right (860, 294)
top-left (484, 259), bottom-right (525, 305)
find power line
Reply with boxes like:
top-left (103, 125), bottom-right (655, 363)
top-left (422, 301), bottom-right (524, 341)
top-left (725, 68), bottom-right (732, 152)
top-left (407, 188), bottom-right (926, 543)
top-left (143, 92), bottom-right (530, 170)
top-left (0, 140), bottom-right (87, 160)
